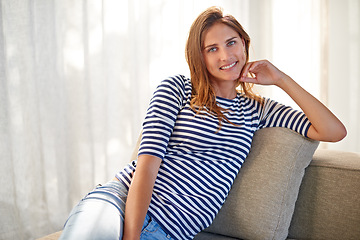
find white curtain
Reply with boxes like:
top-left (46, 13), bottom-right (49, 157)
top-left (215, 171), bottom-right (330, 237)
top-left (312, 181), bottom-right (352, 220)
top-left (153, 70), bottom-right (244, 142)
top-left (0, 0), bottom-right (359, 239)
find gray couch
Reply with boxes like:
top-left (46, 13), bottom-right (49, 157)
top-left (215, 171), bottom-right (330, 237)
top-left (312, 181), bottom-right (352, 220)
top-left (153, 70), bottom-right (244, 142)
top-left (194, 128), bottom-right (360, 240)
top-left (39, 127), bottom-right (360, 240)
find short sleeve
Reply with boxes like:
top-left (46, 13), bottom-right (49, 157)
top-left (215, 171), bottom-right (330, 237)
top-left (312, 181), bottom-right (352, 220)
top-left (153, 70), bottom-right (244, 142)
top-left (138, 75), bottom-right (187, 160)
top-left (257, 98), bottom-right (312, 137)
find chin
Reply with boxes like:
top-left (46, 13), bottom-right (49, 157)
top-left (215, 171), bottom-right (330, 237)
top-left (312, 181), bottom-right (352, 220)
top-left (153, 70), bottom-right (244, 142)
top-left (210, 72), bottom-right (241, 83)
top-left (226, 74), bottom-right (242, 82)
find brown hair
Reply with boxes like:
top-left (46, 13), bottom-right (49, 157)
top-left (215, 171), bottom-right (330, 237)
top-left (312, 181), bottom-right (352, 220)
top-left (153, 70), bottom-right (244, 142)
top-left (185, 6), bottom-right (263, 127)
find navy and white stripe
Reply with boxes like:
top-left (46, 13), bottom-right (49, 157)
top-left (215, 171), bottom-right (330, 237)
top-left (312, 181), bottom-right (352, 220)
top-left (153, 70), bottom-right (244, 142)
top-left (116, 74), bottom-right (311, 239)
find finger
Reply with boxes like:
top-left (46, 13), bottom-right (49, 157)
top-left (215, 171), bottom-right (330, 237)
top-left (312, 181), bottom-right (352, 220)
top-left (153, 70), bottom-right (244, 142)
top-left (247, 61), bottom-right (265, 74)
top-left (240, 76), bottom-right (257, 83)
top-left (241, 61), bottom-right (255, 78)
top-left (244, 61), bottom-right (265, 77)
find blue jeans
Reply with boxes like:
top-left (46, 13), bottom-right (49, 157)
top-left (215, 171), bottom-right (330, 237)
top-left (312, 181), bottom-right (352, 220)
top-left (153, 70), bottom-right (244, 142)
top-left (59, 180), bottom-right (172, 240)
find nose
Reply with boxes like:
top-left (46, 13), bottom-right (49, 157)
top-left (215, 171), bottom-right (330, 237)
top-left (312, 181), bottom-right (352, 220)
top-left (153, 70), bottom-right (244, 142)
top-left (219, 47), bottom-right (231, 61)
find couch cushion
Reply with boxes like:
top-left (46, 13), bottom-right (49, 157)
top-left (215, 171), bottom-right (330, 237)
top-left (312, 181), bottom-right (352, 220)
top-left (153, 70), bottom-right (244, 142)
top-left (289, 149), bottom-right (360, 239)
top-left (203, 127), bottom-right (319, 240)
top-left (194, 232), bottom-right (240, 240)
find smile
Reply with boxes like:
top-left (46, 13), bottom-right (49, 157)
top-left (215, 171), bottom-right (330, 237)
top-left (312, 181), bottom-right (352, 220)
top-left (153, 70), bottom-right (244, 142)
top-left (220, 61), bottom-right (237, 70)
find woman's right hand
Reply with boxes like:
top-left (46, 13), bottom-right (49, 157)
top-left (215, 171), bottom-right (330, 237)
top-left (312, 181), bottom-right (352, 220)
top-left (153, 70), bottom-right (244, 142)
top-left (122, 154), bottom-right (162, 240)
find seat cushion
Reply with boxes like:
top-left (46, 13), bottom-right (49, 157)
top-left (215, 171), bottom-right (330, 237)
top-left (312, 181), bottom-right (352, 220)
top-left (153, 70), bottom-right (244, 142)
top-left (194, 232), bottom-right (240, 240)
top-left (203, 127), bottom-right (319, 240)
top-left (289, 149), bottom-right (360, 239)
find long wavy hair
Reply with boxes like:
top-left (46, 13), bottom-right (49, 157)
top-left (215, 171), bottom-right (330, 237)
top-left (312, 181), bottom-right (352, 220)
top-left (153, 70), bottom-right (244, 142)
top-left (185, 7), bottom-right (263, 127)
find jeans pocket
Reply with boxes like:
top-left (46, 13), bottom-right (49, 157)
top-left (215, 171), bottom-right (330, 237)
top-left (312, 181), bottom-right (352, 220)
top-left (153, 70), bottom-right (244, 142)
top-left (140, 215), bottom-right (160, 234)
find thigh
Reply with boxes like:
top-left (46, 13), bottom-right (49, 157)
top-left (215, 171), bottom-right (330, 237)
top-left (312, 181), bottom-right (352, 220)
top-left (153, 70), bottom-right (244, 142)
top-left (59, 180), bottom-right (128, 240)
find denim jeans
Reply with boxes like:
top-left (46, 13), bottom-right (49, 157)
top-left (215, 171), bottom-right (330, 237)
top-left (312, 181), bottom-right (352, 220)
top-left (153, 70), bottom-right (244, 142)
top-left (59, 180), bottom-right (172, 240)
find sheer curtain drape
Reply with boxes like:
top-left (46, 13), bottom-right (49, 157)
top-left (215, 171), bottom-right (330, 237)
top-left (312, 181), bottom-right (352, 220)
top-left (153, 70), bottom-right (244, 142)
top-left (0, 1), bottom-right (152, 239)
top-left (0, 0), bottom-right (359, 239)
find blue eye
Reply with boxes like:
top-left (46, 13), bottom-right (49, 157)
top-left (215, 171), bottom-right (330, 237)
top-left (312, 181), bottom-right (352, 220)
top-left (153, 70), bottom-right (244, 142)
top-left (208, 47), bottom-right (217, 53)
top-left (227, 41), bottom-right (236, 46)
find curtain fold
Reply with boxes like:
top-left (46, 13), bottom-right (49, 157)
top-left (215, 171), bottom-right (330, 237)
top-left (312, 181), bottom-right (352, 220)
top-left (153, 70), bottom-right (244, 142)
top-left (0, 0), bottom-right (358, 239)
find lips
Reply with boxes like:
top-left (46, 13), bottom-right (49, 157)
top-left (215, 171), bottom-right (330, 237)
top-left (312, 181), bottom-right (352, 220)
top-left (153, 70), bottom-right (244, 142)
top-left (220, 61), bottom-right (237, 70)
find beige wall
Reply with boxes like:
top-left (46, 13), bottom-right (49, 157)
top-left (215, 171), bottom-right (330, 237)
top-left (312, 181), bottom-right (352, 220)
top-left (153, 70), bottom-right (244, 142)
top-left (328, 0), bottom-right (360, 151)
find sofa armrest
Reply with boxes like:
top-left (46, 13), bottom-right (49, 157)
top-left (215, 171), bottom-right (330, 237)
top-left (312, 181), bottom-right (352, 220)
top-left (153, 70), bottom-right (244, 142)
top-left (201, 127), bottom-right (319, 240)
top-left (289, 149), bottom-right (360, 239)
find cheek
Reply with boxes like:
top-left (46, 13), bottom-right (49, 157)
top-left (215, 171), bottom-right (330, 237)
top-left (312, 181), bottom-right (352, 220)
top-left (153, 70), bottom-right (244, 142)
top-left (238, 45), bottom-right (246, 59)
top-left (203, 55), bottom-right (216, 71)
top-left (240, 49), bottom-right (247, 61)
top-left (238, 52), bottom-right (247, 69)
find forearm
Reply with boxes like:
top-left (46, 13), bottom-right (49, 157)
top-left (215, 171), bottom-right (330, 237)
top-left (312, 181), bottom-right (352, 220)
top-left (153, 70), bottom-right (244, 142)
top-left (240, 60), bottom-right (346, 142)
top-left (122, 155), bottom-right (161, 240)
top-left (277, 75), bottom-right (346, 142)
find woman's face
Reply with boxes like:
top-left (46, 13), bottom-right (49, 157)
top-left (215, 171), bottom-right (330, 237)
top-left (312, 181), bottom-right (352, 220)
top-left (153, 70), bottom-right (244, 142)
top-left (202, 23), bottom-right (246, 84)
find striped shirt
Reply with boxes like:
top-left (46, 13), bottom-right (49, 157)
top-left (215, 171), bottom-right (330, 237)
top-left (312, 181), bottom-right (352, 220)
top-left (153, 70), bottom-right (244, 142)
top-left (116, 74), bottom-right (311, 239)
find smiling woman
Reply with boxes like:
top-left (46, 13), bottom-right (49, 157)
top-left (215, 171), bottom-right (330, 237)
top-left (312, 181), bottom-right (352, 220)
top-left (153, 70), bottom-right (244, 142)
top-left (0, 1), bottom-right (358, 239)
top-left (56, 6), bottom-right (346, 240)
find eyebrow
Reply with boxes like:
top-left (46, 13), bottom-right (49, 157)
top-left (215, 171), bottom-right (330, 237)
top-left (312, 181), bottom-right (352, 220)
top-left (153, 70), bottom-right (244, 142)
top-left (203, 36), bottom-right (239, 50)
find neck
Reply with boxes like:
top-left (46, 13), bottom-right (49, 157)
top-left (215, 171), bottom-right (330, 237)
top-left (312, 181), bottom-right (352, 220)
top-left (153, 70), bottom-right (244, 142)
top-left (212, 81), bottom-right (237, 99)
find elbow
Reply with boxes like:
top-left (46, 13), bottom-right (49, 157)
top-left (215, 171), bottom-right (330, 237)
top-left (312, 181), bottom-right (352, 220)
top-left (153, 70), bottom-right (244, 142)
top-left (335, 125), bottom-right (347, 142)
top-left (327, 124), bottom-right (347, 142)
top-left (310, 123), bottom-right (347, 142)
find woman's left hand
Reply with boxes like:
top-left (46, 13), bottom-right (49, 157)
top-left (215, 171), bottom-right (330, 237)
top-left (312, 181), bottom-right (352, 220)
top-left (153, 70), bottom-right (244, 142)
top-left (240, 60), bottom-right (286, 86)
top-left (240, 59), bottom-right (346, 142)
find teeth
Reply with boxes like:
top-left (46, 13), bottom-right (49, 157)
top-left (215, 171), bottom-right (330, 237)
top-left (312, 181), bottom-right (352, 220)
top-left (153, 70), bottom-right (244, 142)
top-left (221, 62), bottom-right (236, 70)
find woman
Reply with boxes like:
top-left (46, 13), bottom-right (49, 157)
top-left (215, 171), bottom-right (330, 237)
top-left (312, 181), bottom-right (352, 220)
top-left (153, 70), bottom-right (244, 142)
top-left (59, 6), bottom-right (346, 240)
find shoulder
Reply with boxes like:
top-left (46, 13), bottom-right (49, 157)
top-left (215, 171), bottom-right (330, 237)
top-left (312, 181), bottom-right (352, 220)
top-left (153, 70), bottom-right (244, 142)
top-left (152, 75), bottom-right (192, 105)
top-left (157, 74), bottom-right (192, 96)
top-left (161, 74), bottom-right (191, 89)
